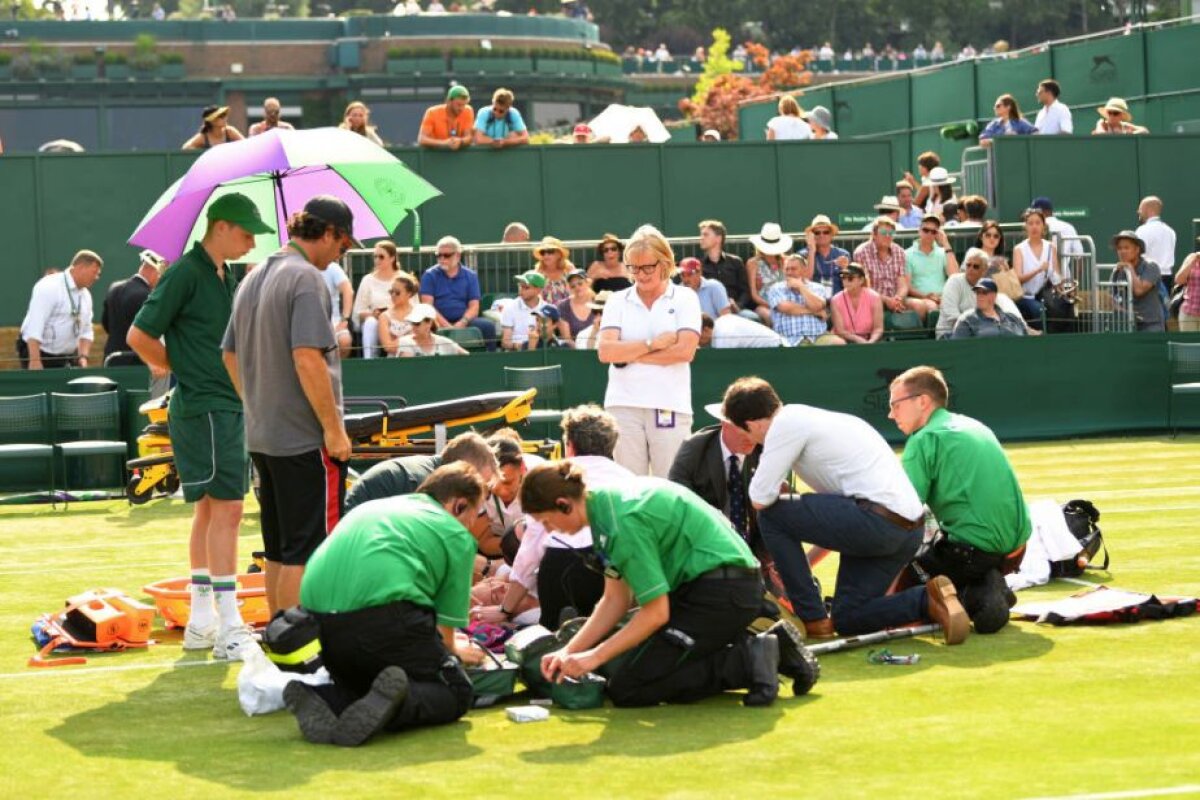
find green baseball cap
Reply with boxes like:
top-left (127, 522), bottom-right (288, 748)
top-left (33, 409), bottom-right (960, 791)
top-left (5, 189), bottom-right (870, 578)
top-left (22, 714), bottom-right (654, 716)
top-left (206, 192), bottom-right (275, 235)
top-left (447, 85), bottom-right (470, 101)
top-left (515, 270), bottom-right (546, 288)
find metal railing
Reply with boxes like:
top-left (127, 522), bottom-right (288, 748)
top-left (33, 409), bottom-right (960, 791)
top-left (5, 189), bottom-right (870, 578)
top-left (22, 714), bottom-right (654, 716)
top-left (959, 146), bottom-right (993, 208)
top-left (1060, 233), bottom-right (1134, 333)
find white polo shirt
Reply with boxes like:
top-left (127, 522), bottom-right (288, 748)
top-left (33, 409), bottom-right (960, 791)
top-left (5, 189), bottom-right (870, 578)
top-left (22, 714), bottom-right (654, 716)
top-left (712, 313), bottom-right (786, 348)
top-left (749, 404), bottom-right (923, 521)
top-left (19, 268), bottom-right (95, 355)
top-left (599, 282), bottom-right (702, 415)
top-left (1136, 217), bottom-right (1177, 275)
top-left (500, 298), bottom-right (543, 346)
top-left (1034, 100), bottom-right (1073, 135)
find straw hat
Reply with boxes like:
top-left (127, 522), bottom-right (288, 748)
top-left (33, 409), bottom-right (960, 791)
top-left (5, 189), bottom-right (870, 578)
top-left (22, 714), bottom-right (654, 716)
top-left (202, 105), bottom-right (230, 123)
top-left (927, 166), bottom-right (957, 186)
top-left (533, 236), bottom-right (570, 261)
top-left (587, 290), bottom-right (612, 310)
top-left (804, 214), bottom-right (840, 237)
top-left (874, 196), bottom-right (902, 213)
top-left (749, 222), bottom-right (793, 256)
top-left (1098, 97), bottom-right (1132, 122)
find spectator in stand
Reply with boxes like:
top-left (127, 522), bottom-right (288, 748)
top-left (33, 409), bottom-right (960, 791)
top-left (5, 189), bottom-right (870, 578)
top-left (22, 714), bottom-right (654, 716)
top-left (377, 272), bottom-right (419, 357)
top-left (975, 220), bottom-right (1010, 274)
top-left (699, 312), bottom-right (786, 349)
top-left (800, 215), bottom-right (849, 294)
top-left (745, 223), bottom-right (792, 324)
top-left (502, 221), bottom-right (530, 243)
top-left (818, 41), bottom-right (834, 63)
top-left (941, 200), bottom-right (961, 228)
top-left (699, 219), bottom-right (751, 317)
top-left (913, 43), bottom-right (928, 61)
top-left (768, 254), bottom-right (840, 345)
top-left (247, 97), bottom-right (294, 137)
top-left (571, 124), bottom-right (594, 144)
top-left (1136, 195), bottom-right (1177, 292)
top-left (419, 235), bottom-right (497, 350)
top-left (865, 196), bottom-right (902, 230)
top-left (532, 236), bottom-right (574, 305)
top-left (597, 225), bottom-right (701, 477)
top-left (573, 290), bottom-right (609, 350)
top-left (396, 303), bottom-right (469, 356)
top-left (855, 216), bottom-right (927, 323)
top-left (501, 271), bottom-right (551, 351)
top-left (905, 150), bottom-right (940, 212)
top-left (766, 95), bottom-right (812, 141)
top-left (830, 263), bottom-right (883, 344)
top-left (678, 257), bottom-right (731, 319)
top-left (693, 46), bottom-right (707, 63)
top-left (339, 101), bottom-right (384, 146)
top-left (1111, 231), bottom-right (1165, 332)
top-left (952, 278), bottom-right (1027, 339)
top-left (896, 182), bottom-right (923, 229)
top-left (1093, 97), bottom-right (1149, 135)
top-left (653, 42), bottom-right (671, 62)
top-left (979, 94), bottom-right (1037, 146)
top-left (391, 0), bottom-right (421, 15)
top-left (473, 88), bottom-right (529, 149)
top-left (419, 86), bottom-right (474, 151)
top-left (959, 195), bottom-right (989, 228)
top-left (924, 167), bottom-right (957, 218)
top-left (101, 249), bottom-right (163, 366)
top-left (354, 240), bottom-right (402, 358)
top-left (906, 213), bottom-right (959, 312)
top-left (930, 41), bottom-right (945, 61)
top-left (937, 248), bottom-right (1025, 339)
top-left (182, 105), bottom-right (244, 150)
top-left (1012, 208), bottom-right (1059, 328)
top-left (426, 0), bottom-right (446, 12)
top-left (1029, 196), bottom-right (1083, 267)
top-left (588, 233), bottom-right (632, 292)
top-left (19, 249), bottom-right (102, 369)
top-left (556, 268), bottom-right (595, 346)
top-left (320, 256), bottom-right (354, 360)
top-left (1175, 244), bottom-right (1200, 332)
top-left (804, 106), bottom-right (838, 140)
top-left (1034, 79), bottom-right (1073, 135)
top-left (701, 129), bottom-right (722, 142)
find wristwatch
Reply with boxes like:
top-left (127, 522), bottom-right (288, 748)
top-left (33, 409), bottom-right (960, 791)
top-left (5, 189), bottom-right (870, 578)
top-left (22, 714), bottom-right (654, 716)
top-left (644, 338), bottom-right (654, 351)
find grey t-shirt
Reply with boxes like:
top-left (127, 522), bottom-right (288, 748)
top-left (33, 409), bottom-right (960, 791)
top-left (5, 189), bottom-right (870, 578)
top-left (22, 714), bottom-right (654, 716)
top-left (223, 248), bottom-right (342, 456)
top-left (1112, 258), bottom-right (1165, 331)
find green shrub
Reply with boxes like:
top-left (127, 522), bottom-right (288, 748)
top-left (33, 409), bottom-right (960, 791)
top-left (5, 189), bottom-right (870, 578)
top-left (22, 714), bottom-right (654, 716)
top-left (161, 51), bottom-right (184, 64)
top-left (0, 51), bottom-right (15, 66)
top-left (72, 51), bottom-right (95, 65)
top-left (104, 51), bottom-right (128, 65)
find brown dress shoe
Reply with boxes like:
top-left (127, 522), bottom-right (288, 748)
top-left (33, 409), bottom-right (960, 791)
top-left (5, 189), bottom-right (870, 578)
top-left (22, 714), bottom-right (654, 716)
top-left (926, 576), bottom-right (970, 645)
top-left (803, 617), bottom-right (836, 639)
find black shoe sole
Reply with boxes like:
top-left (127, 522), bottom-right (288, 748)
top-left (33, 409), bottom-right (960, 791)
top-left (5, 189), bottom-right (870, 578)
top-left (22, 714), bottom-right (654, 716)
top-left (767, 620), bottom-right (821, 696)
top-left (333, 666), bottom-right (409, 747)
top-left (283, 681), bottom-right (338, 745)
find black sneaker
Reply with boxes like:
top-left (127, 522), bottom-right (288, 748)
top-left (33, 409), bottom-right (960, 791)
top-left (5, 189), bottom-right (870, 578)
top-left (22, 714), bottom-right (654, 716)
top-left (283, 681), bottom-right (338, 745)
top-left (766, 620), bottom-right (821, 696)
top-left (742, 633), bottom-right (780, 707)
top-left (333, 666), bottom-right (409, 747)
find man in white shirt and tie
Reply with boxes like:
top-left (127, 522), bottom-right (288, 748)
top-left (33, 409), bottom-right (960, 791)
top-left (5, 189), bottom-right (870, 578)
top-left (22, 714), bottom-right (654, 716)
top-left (720, 376), bottom-right (970, 645)
top-left (18, 250), bottom-right (103, 369)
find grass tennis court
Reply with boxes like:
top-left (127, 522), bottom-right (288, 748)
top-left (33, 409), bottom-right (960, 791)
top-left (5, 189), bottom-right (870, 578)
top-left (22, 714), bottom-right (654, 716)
top-left (2, 436), bottom-right (1198, 799)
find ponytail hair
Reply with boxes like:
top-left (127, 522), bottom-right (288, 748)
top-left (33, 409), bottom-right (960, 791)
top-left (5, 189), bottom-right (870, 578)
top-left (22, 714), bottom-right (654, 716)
top-left (520, 461), bottom-right (586, 513)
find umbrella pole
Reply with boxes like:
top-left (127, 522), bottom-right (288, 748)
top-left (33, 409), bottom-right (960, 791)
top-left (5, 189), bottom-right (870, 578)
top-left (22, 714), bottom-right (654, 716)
top-left (274, 172), bottom-right (288, 232)
top-left (410, 209), bottom-right (422, 252)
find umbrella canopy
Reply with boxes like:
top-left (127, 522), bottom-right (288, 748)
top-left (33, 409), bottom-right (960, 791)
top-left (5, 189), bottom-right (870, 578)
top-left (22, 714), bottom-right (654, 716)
top-left (129, 127), bottom-right (441, 263)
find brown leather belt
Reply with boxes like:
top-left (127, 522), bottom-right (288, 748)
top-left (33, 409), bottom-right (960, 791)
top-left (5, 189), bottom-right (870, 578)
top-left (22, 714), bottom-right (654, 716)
top-left (855, 498), bottom-right (923, 530)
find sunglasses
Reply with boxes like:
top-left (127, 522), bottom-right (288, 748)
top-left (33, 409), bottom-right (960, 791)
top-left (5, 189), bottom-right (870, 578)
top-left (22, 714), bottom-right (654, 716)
top-left (813, 229), bottom-right (832, 236)
top-left (840, 272), bottom-right (862, 280)
top-left (627, 262), bottom-right (661, 275)
top-left (374, 253), bottom-right (388, 260)
top-left (539, 249), bottom-right (560, 256)
top-left (876, 229), bottom-right (895, 237)
top-left (601, 245), bottom-right (620, 253)
top-left (436, 252), bottom-right (456, 259)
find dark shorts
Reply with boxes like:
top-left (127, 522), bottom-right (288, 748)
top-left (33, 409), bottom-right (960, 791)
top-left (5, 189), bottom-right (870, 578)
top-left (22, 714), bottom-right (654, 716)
top-left (170, 410), bottom-right (248, 502)
top-left (252, 448), bottom-right (347, 566)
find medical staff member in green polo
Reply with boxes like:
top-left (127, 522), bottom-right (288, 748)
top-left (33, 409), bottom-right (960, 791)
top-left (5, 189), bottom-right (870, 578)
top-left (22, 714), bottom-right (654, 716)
top-left (128, 192), bottom-right (273, 662)
top-left (888, 365), bottom-right (1032, 633)
top-left (283, 463), bottom-right (489, 747)
top-left (520, 462), bottom-right (819, 708)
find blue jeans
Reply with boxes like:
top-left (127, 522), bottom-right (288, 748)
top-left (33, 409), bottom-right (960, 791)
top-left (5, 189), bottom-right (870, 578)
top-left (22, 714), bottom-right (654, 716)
top-left (1015, 296), bottom-right (1044, 330)
top-left (758, 494), bottom-right (926, 635)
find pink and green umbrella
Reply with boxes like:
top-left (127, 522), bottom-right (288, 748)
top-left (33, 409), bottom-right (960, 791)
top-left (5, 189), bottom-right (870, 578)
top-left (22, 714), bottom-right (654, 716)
top-left (129, 127), bottom-right (441, 263)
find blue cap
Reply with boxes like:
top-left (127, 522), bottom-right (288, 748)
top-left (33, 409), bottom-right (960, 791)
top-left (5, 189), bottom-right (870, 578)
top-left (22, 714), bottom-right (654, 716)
top-left (973, 277), bottom-right (999, 293)
top-left (533, 303), bottom-right (561, 323)
top-left (1030, 196), bottom-right (1054, 212)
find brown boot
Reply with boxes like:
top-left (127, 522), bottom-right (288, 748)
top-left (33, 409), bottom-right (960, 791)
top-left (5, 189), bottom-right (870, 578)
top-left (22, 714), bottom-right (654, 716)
top-left (803, 617), bottom-right (836, 639)
top-left (926, 576), bottom-right (970, 645)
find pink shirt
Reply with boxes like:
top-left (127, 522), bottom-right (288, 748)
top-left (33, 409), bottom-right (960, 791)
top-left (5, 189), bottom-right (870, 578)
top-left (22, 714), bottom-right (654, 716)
top-left (1184, 260), bottom-right (1200, 317)
top-left (853, 241), bottom-right (907, 297)
top-left (833, 288), bottom-right (881, 337)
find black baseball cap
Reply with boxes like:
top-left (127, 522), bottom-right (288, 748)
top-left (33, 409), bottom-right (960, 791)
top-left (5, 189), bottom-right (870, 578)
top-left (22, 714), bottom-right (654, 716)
top-left (840, 263), bottom-right (866, 279)
top-left (303, 195), bottom-right (361, 247)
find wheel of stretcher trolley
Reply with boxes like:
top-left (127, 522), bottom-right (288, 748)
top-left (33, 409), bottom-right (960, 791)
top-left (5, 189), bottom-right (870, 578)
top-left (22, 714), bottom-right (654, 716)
top-left (126, 476), bottom-right (155, 505)
top-left (160, 473), bottom-right (180, 495)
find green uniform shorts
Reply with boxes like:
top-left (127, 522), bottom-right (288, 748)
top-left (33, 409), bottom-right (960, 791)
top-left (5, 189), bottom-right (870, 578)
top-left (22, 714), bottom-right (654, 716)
top-left (170, 410), bottom-right (249, 502)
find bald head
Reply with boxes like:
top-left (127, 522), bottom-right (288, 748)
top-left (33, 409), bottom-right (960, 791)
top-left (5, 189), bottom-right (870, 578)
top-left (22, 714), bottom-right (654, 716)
top-left (1138, 195), bottom-right (1163, 222)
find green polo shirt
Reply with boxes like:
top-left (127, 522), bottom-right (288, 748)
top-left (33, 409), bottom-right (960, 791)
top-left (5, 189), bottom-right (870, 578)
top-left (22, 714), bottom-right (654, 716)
top-left (300, 494), bottom-right (475, 627)
top-left (905, 243), bottom-right (949, 295)
top-left (901, 407), bottom-right (1031, 554)
top-left (586, 479), bottom-right (758, 605)
top-left (132, 241), bottom-right (241, 419)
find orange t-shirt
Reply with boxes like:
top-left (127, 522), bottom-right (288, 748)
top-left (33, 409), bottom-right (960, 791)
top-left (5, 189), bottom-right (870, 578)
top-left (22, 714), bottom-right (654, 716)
top-left (421, 104), bottom-right (475, 140)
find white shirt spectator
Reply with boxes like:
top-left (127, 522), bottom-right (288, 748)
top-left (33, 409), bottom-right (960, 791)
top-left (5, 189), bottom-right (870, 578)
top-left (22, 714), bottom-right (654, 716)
top-left (574, 324), bottom-right (598, 350)
top-left (352, 272), bottom-right (393, 321)
top-left (20, 268), bottom-right (95, 356)
top-left (1014, 239), bottom-right (1054, 297)
top-left (599, 282), bottom-right (701, 416)
top-left (322, 262), bottom-right (351, 326)
top-left (1136, 216), bottom-right (1177, 276)
top-left (936, 273), bottom-right (1021, 338)
top-left (500, 298), bottom-right (544, 346)
top-left (818, 43), bottom-right (834, 61)
top-left (654, 44), bottom-right (671, 62)
top-left (426, 0), bottom-right (445, 12)
top-left (1045, 214), bottom-right (1083, 265)
top-left (1034, 100), bottom-right (1073, 135)
top-left (712, 313), bottom-right (786, 348)
top-left (748, 404), bottom-right (923, 519)
top-left (766, 115), bottom-right (813, 141)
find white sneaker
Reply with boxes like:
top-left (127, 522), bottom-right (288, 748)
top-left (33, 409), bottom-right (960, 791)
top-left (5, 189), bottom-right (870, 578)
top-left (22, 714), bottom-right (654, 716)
top-left (214, 625), bottom-right (259, 662)
top-left (182, 622), bottom-right (217, 651)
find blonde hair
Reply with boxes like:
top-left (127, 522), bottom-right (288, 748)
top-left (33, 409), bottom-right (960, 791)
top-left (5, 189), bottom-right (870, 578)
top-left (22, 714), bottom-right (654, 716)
top-left (492, 88), bottom-right (514, 106)
top-left (778, 95), bottom-right (802, 117)
top-left (625, 224), bottom-right (676, 280)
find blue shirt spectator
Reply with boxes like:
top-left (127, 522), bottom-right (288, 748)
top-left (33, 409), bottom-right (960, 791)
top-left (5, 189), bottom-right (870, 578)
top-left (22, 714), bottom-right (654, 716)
top-left (800, 245), bottom-right (849, 295)
top-left (420, 262), bottom-right (481, 324)
top-left (678, 259), bottom-right (731, 318)
top-left (475, 106), bottom-right (527, 140)
top-left (766, 279), bottom-right (831, 344)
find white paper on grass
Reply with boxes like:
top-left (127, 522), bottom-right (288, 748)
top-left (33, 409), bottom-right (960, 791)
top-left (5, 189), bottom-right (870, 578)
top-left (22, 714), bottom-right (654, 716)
top-left (1012, 586), bottom-right (1151, 622)
top-left (1007, 499), bottom-right (1085, 591)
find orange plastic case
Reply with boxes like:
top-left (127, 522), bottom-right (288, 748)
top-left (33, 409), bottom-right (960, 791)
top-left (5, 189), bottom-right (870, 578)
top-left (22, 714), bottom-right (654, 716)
top-left (143, 572), bottom-right (271, 629)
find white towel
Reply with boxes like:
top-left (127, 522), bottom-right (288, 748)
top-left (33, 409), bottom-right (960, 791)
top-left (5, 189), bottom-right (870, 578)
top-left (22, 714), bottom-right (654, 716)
top-left (1006, 499), bottom-right (1084, 591)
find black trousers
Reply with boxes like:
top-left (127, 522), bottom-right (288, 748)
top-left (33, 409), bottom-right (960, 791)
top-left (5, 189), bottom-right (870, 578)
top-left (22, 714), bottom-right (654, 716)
top-left (313, 601), bottom-right (472, 733)
top-left (537, 546), bottom-right (604, 630)
top-left (605, 573), bottom-right (763, 708)
top-left (916, 535), bottom-right (1009, 614)
top-left (16, 338), bottom-right (76, 369)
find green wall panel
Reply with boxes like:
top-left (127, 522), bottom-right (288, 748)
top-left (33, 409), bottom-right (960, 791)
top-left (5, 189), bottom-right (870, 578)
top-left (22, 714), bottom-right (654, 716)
top-left (1051, 31), bottom-right (1146, 108)
top-left (975, 51), bottom-right (1053, 120)
top-left (662, 144), bottom-right (780, 235)
top-left (541, 145), bottom-right (664, 239)
top-left (833, 75), bottom-right (911, 137)
top-left (417, 148), bottom-right (546, 245)
top-left (738, 102), bottom-right (774, 142)
top-left (1145, 24), bottom-right (1200, 95)
top-left (0, 158), bottom-right (41, 325)
top-left (776, 141), bottom-right (893, 232)
top-left (1135, 137), bottom-right (1200, 256)
top-left (911, 62), bottom-right (976, 128)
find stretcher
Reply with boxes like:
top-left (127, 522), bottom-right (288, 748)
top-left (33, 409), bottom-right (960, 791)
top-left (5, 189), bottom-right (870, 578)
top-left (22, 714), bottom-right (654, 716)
top-left (125, 388), bottom-right (560, 502)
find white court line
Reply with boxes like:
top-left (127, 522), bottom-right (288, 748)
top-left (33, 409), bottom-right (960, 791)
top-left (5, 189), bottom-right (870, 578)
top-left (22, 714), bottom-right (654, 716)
top-left (0, 560), bottom-right (182, 577)
top-left (1021, 785), bottom-right (1200, 800)
top-left (0, 534), bottom-right (261, 556)
top-left (0, 657), bottom-right (229, 681)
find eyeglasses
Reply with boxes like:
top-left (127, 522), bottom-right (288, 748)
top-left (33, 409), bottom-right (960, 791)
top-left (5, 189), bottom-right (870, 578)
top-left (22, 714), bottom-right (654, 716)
top-left (875, 229), bottom-right (895, 237)
top-left (627, 261), bottom-right (661, 275)
top-left (920, 227), bottom-right (939, 234)
top-left (888, 393), bottom-right (924, 410)
top-left (436, 252), bottom-right (456, 259)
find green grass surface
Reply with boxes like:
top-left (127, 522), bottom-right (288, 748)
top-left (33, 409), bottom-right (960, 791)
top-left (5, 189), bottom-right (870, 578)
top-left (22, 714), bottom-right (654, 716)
top-left (2, 437), bottom-right (1199, 799)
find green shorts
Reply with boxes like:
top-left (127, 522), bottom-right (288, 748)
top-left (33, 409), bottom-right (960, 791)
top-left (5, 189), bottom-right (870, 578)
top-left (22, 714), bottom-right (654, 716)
top-left (170, 410), bottom-right (249, 502)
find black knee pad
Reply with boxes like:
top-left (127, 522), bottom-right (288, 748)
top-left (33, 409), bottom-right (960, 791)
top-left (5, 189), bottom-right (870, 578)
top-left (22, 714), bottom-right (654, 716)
top-left (439, 655), bottom-right (475, 715)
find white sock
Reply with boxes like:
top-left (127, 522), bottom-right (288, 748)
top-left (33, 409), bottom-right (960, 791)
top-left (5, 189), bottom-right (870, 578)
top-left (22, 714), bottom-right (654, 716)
top-left (188, 569), bottom-right (215, 629)
top-left (212, 574), bottom-right (244, 630)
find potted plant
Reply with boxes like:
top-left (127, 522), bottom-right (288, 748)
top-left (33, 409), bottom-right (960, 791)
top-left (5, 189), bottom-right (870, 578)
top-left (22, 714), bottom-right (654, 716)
top-left (492, 46), bottom-right (533, 74)
top-left (71, 51), bottom-right (98, 80)
top-left (104, 51), bottom-right (130, 80)
top-left (591, 48), bottom-right (621, 77)
top-left (451, 46), bottom-right (491, 75)
top-left (0, 51), bottom-right (12, 81)
top-left (29, 40), bottom-right (67, 79)
top-left (131, 33), bottom-right (160, 78)
top-left (160, 51), bottom-right (185, 79)
top-left (386, 46), bottom-right (443, 74)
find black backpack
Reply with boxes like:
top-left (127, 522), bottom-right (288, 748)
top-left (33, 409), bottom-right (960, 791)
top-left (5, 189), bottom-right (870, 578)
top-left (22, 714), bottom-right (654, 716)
top-left (262, 606), bottom-right (323, 673)
top-left (1050, 499), bottom-right (1109, 578)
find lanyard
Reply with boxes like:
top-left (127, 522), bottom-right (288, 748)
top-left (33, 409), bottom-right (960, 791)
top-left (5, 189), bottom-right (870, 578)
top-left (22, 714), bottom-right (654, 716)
top-left (63, 272), bottom-right (80, 319)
